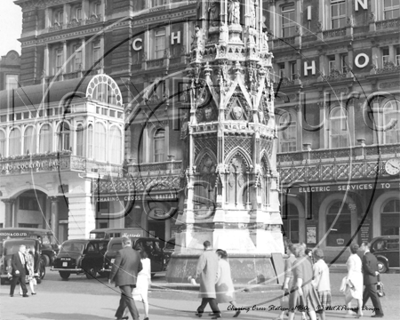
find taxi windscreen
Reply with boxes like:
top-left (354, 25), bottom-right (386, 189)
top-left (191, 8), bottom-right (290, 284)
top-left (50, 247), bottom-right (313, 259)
top-left (60, 242), bottom-right (85, 253)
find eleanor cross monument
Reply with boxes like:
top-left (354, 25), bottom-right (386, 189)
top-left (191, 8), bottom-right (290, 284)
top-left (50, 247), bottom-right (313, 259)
top-left (167, 0), bottom-right (284, 284)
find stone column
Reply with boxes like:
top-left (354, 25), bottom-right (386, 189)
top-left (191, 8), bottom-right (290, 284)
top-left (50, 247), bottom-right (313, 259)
top-left (81, 37), bottom-right (86, 71)
top-left (62, 40), bottom-right (67, 76)
top-left (44, 44), bottom-right (50, 77)
top-left (67, 179), bottom-right (96, 239)
top-left (2, 199), bottom-right (15, 227)
top-left (49, 197), bottom-right (59, 239)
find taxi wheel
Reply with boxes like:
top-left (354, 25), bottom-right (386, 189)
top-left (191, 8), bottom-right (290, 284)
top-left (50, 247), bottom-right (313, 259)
top-left (59, 271), bottom-right (70, 280)
top-left (85, 267), bottom-right (99, 279)
top-left (39, 264), bottom-right (46, 280)
top-left (41, 255), bottom-right (50, 267)
top-left (377, 260), bottom-right (388, 273)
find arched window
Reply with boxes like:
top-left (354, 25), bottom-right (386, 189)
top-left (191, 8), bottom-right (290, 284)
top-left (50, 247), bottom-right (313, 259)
top-left (9, 128), bottom-right (21, 156)
top-left (109, 126), bottom-right (122, 164)
top-left (24, 126), bottom-right (37, 155)
top-left (329, 107), bottom-right (348, 148)
top-left (282, 203), bottom-right (299, 243)
top-left (39, 124), bottom-right (53, 153)
top-left (278, 111), bottom-right (297, 152)
top-left (153, 129), bottom-right (165, 162)
top-left (76, 124), bottom-right (84, 156)
top-left (326, 201), bottom-right (351, 247)
top-left (0, 130), bottom-right (6, 157)
top-left (57, 122), bottom-right (70, 151)
top-left (94, 122), bottom-right (106, 161)
top-left (381, 199), bottom-right (400, 235)
top-left (383, 100), bottom-right (400, 144)
top-left (88, 124), bottom-right (93, 158)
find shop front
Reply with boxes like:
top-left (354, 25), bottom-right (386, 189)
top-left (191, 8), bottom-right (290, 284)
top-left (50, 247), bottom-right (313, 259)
top-left (281, 180), bottom-right (400, 263)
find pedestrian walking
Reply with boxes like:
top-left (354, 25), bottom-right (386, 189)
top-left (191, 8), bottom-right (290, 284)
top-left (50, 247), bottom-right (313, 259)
top-left (215, 249), bottom-right (240, 318)
top-left (19, 247), bottom-right (37, 295)
top-left (288, 244), bottom-right (321, 320)
top-left (193, 240), bottom-right (221, 318)
top-left (305, 248), bottom-right (314, 264)
top-left (360, 241), bottom-right (384, 318)
top-left (312, 248), bottom-right (331, 320)
top-left (341, 243), bottom-right (363, 318)
top-left (123, 249), bottom-right (151, 320)
top-left (109, 237), bottom-right (143, 320)
top-left (10, 244), bottom-right (29, 298)
top-left (276, 241), bottom-right (296, 320)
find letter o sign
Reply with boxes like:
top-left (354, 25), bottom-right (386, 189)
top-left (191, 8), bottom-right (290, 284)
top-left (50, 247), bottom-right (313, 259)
top-left (355, 53), bottom-right (369, 69)
top-left (132, 38), bottom-right (143, 51)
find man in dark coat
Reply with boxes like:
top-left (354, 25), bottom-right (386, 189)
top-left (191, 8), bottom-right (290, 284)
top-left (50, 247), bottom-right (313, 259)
top-left (193, 240), bottom-right (220, 319)
top-left (10, 244), bottom-right (29, 297)
top-left (360, 241), bottom-right (384, 318)
top-left (109, 237), bottom-right (142, 320)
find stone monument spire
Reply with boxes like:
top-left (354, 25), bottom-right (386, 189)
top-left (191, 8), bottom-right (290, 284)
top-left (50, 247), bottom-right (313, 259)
top-left (167, 0), bottom-right (283, 284)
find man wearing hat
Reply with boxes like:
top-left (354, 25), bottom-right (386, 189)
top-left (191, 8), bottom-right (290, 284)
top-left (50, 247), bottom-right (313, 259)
top-left (312, 248), bottom-right (331, 320)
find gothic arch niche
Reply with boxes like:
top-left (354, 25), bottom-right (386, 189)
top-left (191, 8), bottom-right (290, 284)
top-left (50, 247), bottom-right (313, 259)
top-left (225, 149), bottom-right (251, 208)
top-left (225, 92), bottom-right (250, 121)
top-left (194, 153), bottom-right (217, 217)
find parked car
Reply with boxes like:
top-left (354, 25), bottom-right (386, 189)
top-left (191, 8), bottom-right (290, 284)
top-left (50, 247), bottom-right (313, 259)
top-left (0, 228), bottom-right (59, 267)
top-left (51, 239), bottom-right (109, 280)
top-left (370, 235), bottom-right (399, 273)
top-left (162, 238), bottom-right (175, 270)
top-left (0, 238), bottom-right (46, 284)
top-left (102, 237), bottom-right (164, 277)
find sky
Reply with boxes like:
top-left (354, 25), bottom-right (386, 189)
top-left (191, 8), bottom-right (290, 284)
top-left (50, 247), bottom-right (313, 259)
top-left (0, 0), bottom-right (22, 57)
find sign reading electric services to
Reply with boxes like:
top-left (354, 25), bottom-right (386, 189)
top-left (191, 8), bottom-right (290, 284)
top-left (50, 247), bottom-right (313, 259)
top-left (285, 182), bottom-right (399, 194)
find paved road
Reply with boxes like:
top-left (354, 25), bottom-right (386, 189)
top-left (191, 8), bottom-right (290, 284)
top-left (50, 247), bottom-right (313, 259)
top-left (0, 268), bottom-right (399, 320)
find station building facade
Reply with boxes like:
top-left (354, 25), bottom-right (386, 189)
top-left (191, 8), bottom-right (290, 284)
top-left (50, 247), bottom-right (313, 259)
top-left (0, 0), bottom-right (398, 261)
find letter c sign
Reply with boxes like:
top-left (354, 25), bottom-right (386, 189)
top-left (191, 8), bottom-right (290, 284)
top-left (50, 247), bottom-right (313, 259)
top-left (355, 53), bottom-right (369, 68)
top-left (132, 38), bottom-right (143, 51)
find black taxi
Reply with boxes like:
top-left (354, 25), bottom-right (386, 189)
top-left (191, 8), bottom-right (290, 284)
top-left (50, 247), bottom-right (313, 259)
top-left (51, 239), bottom-right (108, 280)
top-left (102, 237), bottom-right (164, 277)
top-left (370, 235), bottom-right (399, 273)
top-left (0, 238), bottom-right (46, 284)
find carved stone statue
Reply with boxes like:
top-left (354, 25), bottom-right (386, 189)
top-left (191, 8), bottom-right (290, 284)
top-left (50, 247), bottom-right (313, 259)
top-left (262, 29), bottom-right (269, 50)
top-left (209, 0), bottom-right (220, 27)
top-left (249, 0), bottom-right (256, 28)
top-left (229, 0), bottom-right (240, 25)
top-left (191, 25), bottom-right (204, 50)
top-left (219, 22), bottom-right (229, 44)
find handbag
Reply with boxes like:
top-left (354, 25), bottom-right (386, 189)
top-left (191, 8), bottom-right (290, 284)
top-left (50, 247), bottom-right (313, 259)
top-left (376, 274), bottom-right (385, 297)
top-left (280, 291), bottom-right (289, 309)
top-left (377, 281), bottom-right (385, 297)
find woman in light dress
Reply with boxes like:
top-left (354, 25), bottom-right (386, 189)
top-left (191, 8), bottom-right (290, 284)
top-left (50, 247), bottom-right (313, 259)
top-left (123, 249), bottom-right (151, 320)
top-left (215, 249), bottom-right (240, 318)
top-left (343, 243), bottom-right (363, 318)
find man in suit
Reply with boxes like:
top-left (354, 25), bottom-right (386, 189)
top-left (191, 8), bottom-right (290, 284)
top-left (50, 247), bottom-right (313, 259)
top-left (109, 237), bottom-right (142, 320)
top-left (360, 241), bottom-right (384, 318)
top-left (193, 240), bottom-right (220, 319)
top-left (10, 244), bottom-right (29, 297)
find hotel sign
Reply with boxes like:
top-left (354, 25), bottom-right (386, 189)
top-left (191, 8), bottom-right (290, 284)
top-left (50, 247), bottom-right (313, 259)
top-left (1, 158), bottom-right (70, 174)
